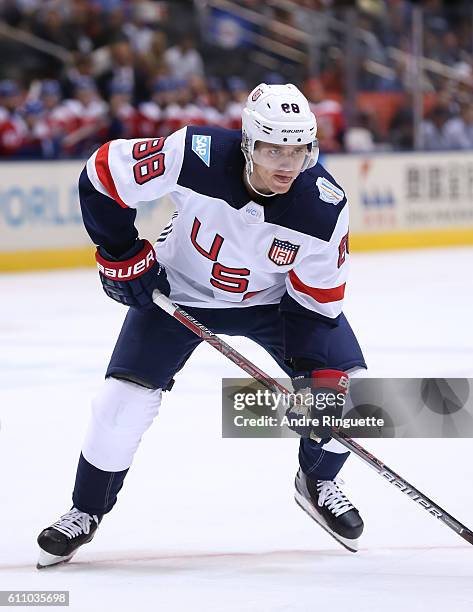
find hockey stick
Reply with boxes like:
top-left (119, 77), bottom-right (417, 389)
top-left (152, 290), bottom-right (473, 545)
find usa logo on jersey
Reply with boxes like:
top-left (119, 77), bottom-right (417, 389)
top-left (268, 238), bottom-right (300, 266)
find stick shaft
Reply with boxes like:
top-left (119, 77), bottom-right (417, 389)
top-left (152, 291), bottom-right (473, 545)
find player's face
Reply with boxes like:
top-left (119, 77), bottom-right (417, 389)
top-left (251, 142), bottom-right (306, 194)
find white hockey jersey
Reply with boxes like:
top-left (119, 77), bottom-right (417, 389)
top-left (80, 125), bottom-right (350, 363)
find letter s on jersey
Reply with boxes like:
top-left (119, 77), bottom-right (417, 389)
top-left (210, 263), bottom-right (250, 293)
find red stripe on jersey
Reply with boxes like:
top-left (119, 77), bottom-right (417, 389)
top-left (95, 141), bottom-right (128, 209)
top-left (289, 270), bottom-right (345, 303)
top-left (243, 290), bottom-right (261, 300)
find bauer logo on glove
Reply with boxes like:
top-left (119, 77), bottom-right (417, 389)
top-left (96, 247), bottom-right (156, 280)
top-left (95, 238), bottom-right (170, 308)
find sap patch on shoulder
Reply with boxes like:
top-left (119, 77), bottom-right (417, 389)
top-left (316, 176), bottom-right (345, 204)
top-left (192, 134), bottom-right (211, 167)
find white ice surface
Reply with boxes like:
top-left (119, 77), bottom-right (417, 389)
top-left (1, 247), bottom-right (473, 611)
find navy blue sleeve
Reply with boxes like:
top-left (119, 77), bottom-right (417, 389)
top-left (279, 293), bottom-right (340, 367)
top-left (79, 167), bottom-right (138, 257)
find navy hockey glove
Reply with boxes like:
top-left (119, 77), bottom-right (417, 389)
top-left (287, 369), bottom-right (349, 439)
top-left (95, 239), bottom-right (170, 308)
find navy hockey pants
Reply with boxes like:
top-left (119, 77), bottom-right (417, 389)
top-left (73, 303), bottom-right (366, 515)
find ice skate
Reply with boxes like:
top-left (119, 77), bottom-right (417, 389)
top-left (37, 508), bottom-right (100, 569)
top-left (294, 468), bottom-right (364, 552)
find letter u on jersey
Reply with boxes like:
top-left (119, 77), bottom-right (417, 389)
top-left (190, 217), bottom-right (224, 260)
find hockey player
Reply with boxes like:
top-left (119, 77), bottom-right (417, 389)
top-left (37, 83), bottom-right (366, 568)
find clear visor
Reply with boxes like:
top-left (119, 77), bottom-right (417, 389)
top-left (252, 141), bottom-right (310, 172)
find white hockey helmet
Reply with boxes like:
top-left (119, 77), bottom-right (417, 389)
top-left (241, 83), bottom-right (319, 176)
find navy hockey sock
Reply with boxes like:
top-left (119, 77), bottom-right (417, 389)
top-left (72, 453), bottom-right (128, 516)
top-left (299, 438), bottom-right (349, 481)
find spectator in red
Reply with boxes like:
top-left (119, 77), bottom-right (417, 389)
top-left (61, 77), bottom-right (108, 156)
top-left (40, 80), bottom-right (68, 154)
top-left (0, 80), bottom-right (27, 157)
top-left (136, 77), bottom-right (172, 138)
top-left (18, 100), bottom-right (55, 158)
top-left (304, 78), bottom-right (345, 152)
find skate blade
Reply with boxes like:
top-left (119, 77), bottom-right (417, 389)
top-left (36, 549), bottom-right (75, 570)
top-left (294, 490), bottom-right (360, 553)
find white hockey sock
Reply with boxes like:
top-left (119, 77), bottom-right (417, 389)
top-left (82, 377), bottom-right (162, 472)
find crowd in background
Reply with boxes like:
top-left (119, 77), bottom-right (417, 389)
top-left (1, 0), bottom-right (473, 158)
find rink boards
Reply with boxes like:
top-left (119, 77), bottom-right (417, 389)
top-left (1, 151), bottom-right (473, 271)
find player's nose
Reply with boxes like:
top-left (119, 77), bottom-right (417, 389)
top-left (276, 158), bottom-right (294, 172)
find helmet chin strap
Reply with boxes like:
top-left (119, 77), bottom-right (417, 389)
top-left (244, 165), bottom-right (276, 198)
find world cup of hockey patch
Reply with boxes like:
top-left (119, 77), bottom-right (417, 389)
top-left (192, 134), bottom-right (211, 167)
top-left (268, 238), bottom-right (300, 266)
top-left (316, 176), bottom-right (344, 204)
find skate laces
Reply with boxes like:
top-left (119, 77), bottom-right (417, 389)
top-left (317, 478), bottom-right (354, 517)
top-left (52, 508), bottom-right (97, 539)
